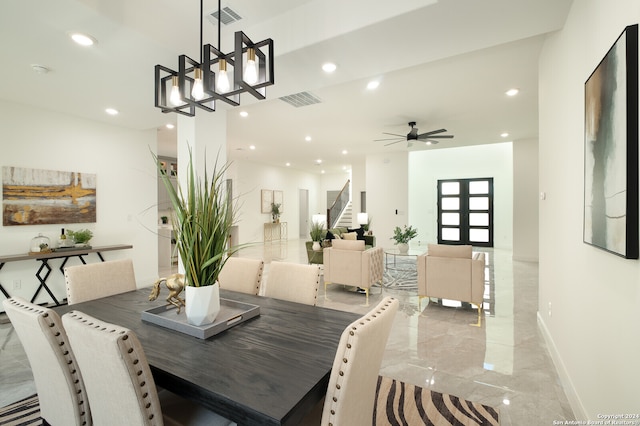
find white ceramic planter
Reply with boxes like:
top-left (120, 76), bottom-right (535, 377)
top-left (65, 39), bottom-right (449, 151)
top-left (312, 241), bottom-right (322, 251)
top-left (397, 243), bottom-right (409, 254)
top-left (185, 283), bottom-right (221, 326)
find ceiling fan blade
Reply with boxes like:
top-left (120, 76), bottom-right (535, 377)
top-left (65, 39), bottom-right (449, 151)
top-left (375, 137), bottom-right (404, 142)
top-left (417, 128), bottom-right (447, 137)
top-left (381, 132), bottom-right (405, 137)
top-left (418, 134), bottom-right (454, 139)
top-left (384, 140), bottom-right (404, 146)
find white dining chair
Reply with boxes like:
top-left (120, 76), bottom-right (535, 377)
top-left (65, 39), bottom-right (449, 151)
top-left (218, 257), bottom-right (264, 295)
top-left (2, 296), bottom-right (92, 426)
top-left (321, 296), bottom-right (399, 426)
top-left (64, 258), bottom-right (136, 304)
top-left (263, 261), bottom-right (321, 306)
top-left (62, 310), bottom-right (236, 426)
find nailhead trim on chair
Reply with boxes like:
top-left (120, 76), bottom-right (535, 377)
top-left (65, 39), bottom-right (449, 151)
top-left (5, 299), bottom-right (91, 426)
top-left (66, 311), bottom-right (161, 423)
top-left (325, 297), bottom-right (396, 425)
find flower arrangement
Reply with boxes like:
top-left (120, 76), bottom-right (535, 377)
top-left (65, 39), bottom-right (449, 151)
top-left (391, 225), bottom-right (418, 244)
top-left (271, 202), bottom-right (281, 223)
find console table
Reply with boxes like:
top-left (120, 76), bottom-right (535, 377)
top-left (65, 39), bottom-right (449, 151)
top-left (0, 244), bottom-right (133, 306)
top-left (264, 222), bottom-right (288, 242)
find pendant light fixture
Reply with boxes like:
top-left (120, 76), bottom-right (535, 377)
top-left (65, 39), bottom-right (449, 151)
top-left (154, 0), bottom-right (275, 116)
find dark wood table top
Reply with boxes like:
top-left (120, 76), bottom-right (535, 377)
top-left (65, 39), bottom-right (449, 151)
top-left (0, 244), bottom-right (133, 263)
top-left (55, 288), bottom-right (359, 425)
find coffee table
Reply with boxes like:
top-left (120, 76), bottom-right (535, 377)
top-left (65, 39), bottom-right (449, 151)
top-left (384, 247), bottom-right (424, 271)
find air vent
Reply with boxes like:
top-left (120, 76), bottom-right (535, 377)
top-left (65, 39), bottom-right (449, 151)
top-left (209, 6), bottom-right (242, 25)
top-left (279, 92), bottom-right (322, 108)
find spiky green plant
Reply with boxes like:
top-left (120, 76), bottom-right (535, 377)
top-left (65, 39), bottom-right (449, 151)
top-left (153, 148), bottom-right (237, 288)
top-left (309, 220), bottom-right (325, 242)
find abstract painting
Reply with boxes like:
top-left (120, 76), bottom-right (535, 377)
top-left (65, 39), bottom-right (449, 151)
top-left (3, 166), bottom-right (97, 226)
top-left (584, 24), bottom-right (638, 259)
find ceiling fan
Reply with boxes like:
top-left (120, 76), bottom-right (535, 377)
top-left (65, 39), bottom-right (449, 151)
top-left (375, 121), bottom-right (454, 147)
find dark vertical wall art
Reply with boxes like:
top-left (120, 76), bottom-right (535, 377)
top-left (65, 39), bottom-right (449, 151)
top-left (584, 24), bottom-right (638, 259)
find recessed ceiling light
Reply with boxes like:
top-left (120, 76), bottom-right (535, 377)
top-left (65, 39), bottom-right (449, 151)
top-left (316, 159), bottom-right (322, 164)
top-left (322, 63), bottom-right (337, 73)
top-left (249, 145), bottom-right (256, 150)
top-left (321, 170), bottom-right (325, 174)
top-left (285, 162), bottom-right (291, 167)
top-left (166, 123), bottom-right (175, 129)
top-left (425, 141), bottom-right (433, 145)
top-left (70, 32), bottom-right (97, 46)
top-left (500, 132), bottom-right (509, 138)
top-left (105, 108), bottom-right (118, 115)
top-left (305, 136), bottom-right (312, 142)
top-left (367, 80), bottom-right (380, 90)
top-left (30, 64), bottom-right (50, 74)
top-left (505, 88), bottom-right (519, 96)
top-left (342, 150), bottom-right (348, 155)
top-left (239, 111), bottom-right (248, 117)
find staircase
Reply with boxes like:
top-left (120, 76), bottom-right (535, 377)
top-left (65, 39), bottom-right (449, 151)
top-left (336, 202), bottom-right (353, 228)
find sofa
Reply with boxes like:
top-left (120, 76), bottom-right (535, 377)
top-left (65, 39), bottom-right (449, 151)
top-left (416, 244), bottom-right (485, 326)
top-left (306, 227), bottom-right (375, 265)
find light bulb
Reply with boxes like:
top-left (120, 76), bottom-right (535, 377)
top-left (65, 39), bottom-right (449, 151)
top-left (169, 76), bottom-right (182, 106)
top-left (217, 59), bottom-right (230, 93)
top-left (244, 48), bottom-right (258, 85)
top-left (191, 68), bottom-right (204, 100)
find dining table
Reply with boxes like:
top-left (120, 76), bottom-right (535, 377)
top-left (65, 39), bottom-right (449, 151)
top-left (55, 287), bottom-right (360, 425)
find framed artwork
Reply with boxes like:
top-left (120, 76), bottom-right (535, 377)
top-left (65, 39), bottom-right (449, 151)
top-left (273, 190), bottom-right (283, 212)
top-left (261, 189), bottom-right (273, 213)
top-left (3, 166), bottom-right (97, 226)
top-left (584, 24), bottom-right (638, 259)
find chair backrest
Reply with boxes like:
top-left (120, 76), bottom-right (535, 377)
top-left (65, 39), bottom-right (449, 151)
top-left (65, 258), bottom-right (136, 305)
top-left (264, 261), bottom-right (320, 305)
top-left (218, 257), bottom-right (264, 295)
top-left (62, 310), bottom-right (163, 426)
top-left (2, 297), bottom-right (91, 426)
top-left (321, 297), bottom-right (399, 426)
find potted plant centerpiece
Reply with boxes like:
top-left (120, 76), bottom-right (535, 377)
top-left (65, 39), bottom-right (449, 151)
top-left (67, 229), bottom-right (93, 248)
top-left (391, 225), bottom-right (417, 254)
top-left (154, 148), bottom-right (237, 326)
top-left (309, 220), bottom-right (325, 251)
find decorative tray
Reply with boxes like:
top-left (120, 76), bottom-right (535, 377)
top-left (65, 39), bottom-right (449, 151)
top-left (141, 298), bottom-right (260, 339)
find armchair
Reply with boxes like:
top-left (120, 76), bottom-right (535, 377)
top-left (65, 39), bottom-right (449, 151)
top-left (417, 244), bottom-right (485, 326)
top-left (323, 239), bottom-right (384, 305)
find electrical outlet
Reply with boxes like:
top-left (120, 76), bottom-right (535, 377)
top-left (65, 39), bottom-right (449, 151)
top-left (13, 279), bottom-right (21, 290)
top-left (548, 302), bottom-right (552, 317)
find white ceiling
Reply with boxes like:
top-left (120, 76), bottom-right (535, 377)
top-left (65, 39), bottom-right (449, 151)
top-left (1, 0), bottom-right (573, 173)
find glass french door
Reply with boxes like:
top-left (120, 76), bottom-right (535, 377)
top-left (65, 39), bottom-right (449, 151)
top-left (437, 178), bottom-right (493, 247)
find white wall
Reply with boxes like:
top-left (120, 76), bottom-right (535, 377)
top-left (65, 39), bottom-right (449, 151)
top-left (538, 0), bottom-right (640, 418)
top-left (513, 138), bottom-right (539, 261)
top-left (0, 101), bottom-right (159, 309)
top-left (366, 151), bottom-right (409, 248)
top-left (229, 160), bottom-right (321, 243)
top-left (408, 143), bottom-right (514, 249)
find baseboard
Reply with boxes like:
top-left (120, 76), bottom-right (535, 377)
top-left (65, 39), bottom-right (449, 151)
top-left (537, 312), bottom-right (586, 420)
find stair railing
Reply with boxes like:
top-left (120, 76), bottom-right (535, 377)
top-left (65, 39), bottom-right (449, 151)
top-left (327, 179), bottom-right (350, 229)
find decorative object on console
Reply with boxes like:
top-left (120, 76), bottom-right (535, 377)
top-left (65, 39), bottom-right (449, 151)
top-left (271, 202), bottom-right (281, 223)
top-left (66, 229), bottom-right (93, 248)
top-left (153, 147), bottom-right (237, 326)
top-left (154, 0), bottom-right (274, 116)
top-left (391, 225), bottom-right (418, 254)
top-left (583, 23), bottom-right (638, 259)
top-left (3, 166), bottom-right (96, 226)
top-left (29, 233), bottom-right (51, 255)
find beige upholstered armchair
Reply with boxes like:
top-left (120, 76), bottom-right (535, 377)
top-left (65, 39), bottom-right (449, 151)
top-left (417, 244), bottom-right (485, 325)
top-left (323, 239), bottom-right (384, 305)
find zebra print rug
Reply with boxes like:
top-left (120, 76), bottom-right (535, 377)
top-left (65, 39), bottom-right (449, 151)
top-left (0, 394), bottom-right (41, 425)
top-left (374, 376), bottom-right (500, 425)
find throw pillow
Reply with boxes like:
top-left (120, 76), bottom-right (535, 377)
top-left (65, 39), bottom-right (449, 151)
top-left (342, 232), bottom-right (358, 240)
top-left (348, 227), bottom-right (366, 240)
top-left (326, 230), bottom-right (335, 240)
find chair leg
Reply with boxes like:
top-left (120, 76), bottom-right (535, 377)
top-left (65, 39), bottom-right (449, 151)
top-left (470, 304), bottom-right (483, 327)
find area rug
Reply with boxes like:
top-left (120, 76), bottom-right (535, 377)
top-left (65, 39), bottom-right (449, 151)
top-left (374, 376), bottom-right (500, 426)
top-left (383, 256), bottom-right (418, 291)
top-left (0, 394), bottom-right (41, 425)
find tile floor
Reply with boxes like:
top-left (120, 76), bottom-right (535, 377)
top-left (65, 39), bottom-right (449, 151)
top-left (0, 239), bottom-right (575, 425)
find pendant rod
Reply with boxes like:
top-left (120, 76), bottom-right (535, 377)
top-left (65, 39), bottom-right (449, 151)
top-left (217, 0), bottom-right (221, 51)
top-left (199, 0), bottom-right (204, 63)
